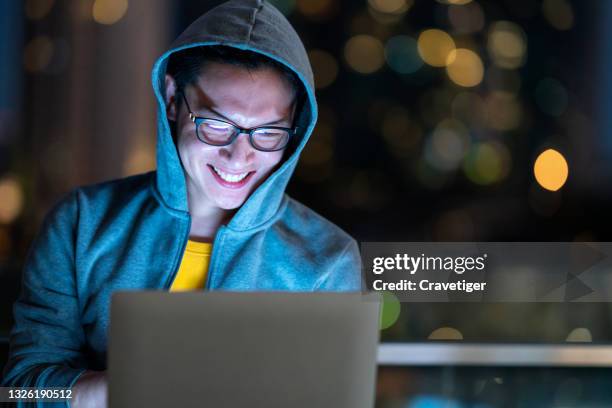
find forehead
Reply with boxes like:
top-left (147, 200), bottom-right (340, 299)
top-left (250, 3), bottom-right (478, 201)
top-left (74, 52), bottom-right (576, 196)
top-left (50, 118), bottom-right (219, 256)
top-left (187, 62), bottom-right (296, 124)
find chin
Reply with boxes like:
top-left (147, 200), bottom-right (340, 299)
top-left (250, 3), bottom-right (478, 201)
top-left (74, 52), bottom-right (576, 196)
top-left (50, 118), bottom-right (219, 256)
top-left (215, 197), bottom-right (248, 211)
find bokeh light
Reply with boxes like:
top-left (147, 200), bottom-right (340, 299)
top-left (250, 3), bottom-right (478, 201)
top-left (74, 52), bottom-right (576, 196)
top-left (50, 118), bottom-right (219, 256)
top-left (566, 328), bottom-right (593, 342)
top-left (92, 0), bottom-right (128, 25)
top-left (533, 149), bottom-right (569, 192)
top-left (367, 0), bottom-right (413, 24)
top-left (447, 2), bottom-right (485, 34)
top-left (542, 0), bottom-right (574, 31)
top-left (385, 35), bottom-right (423, 74)
top-left (0, 176), bottom-right (25, 224)
top-left (487, 21), bottom-right (527, 69)
top-left (463, 142), bottom-right (511, 185)
top-left (417, 29), bottom-right (456, 67)
top-left (23, 36), bottom-right (54, 73)
top-left (296, 0), bottom-right (336, 20)
top-left (308, 49), bottom-right (339, 89)
top-left (445, 48), bottom-right (484, 87)
top-left (428, 327), bottom-right (464, 340)
top-left (25, 0), bottom-right (55, 20)
top-left (368, 0), bottom-right (411, 14)
top-left (425, 118), bottom-right (470, 171)
top-left (379, 291), bottom-right (401, 330)
top-left (344, 35), bottom-right (385, 74)
top-left (534, 78), bottom-right (569, 117)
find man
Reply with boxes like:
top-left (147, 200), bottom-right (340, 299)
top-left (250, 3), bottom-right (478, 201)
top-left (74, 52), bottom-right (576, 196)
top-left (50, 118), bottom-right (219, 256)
top-left (2, 0), bottom-right (361, 406)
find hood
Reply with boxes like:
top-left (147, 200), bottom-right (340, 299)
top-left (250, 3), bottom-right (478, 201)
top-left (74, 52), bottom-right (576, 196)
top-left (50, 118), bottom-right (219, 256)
top-left (151, 0), bottom-right (317, 231)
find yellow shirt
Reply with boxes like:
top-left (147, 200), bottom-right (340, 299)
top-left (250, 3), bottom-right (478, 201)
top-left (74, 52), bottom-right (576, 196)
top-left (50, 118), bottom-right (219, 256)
top-left (169, 240), bottom-right (212, 291)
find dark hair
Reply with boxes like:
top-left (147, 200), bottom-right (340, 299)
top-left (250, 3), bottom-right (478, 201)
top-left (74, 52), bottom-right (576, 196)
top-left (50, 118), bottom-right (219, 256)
top-left (166, 45), bottom-right (303, 107)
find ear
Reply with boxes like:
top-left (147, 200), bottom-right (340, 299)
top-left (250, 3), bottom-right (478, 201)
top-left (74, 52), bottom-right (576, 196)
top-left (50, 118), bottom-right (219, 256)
top-left (165, 74), bottom-right (178, 121)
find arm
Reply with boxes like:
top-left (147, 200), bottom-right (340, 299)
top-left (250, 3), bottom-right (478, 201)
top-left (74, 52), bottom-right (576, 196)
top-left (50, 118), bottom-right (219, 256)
top-left (1, 191), bottom-right (89, 407)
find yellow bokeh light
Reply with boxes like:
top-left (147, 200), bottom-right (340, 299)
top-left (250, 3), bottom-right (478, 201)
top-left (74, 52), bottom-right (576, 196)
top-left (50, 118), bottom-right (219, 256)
top-left (417, 29), bottom-right (456, 67)
top-left (445, 48), bottom-right (484, 87)
top-left (23, 36), bottom-right (54, 73)
top-left (566, 328), bottom-right (592, 343)
top-left (92, 0), bottom-right (128, 25)
top-left (542, 0), bottom-right (574, 31)
top-left (308, 49), bottom-right (339, 89)
top-left (428, 327), bottom-right (464, 340)
top-left (344, 35), bottom-right (385, 74)
top-left (368, 0), bottom-right (411, 14)
top-left (534, 149), bottom-right (569, 191)
top-left (487, 21), bottom-right (527, 69)
top-left (0, 176), bottom-right (24, 224)
top-left (296, 0), bottom-right (335, 19)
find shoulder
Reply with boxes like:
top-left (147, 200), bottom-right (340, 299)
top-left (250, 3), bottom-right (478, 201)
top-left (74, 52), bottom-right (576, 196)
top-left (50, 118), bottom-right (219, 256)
top-left (74, 172), bottom-right (155, 205)
top-left (280, 195), bottom-right (356, 250)
top-left (43, 172), bottom-right (158, 232)
top-left (275, 197), bottom-right (361, 291)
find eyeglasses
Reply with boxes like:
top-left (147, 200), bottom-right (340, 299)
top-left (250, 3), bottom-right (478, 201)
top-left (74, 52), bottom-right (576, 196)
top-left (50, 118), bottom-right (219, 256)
top-left (181, 93), bottom-right (296, 152)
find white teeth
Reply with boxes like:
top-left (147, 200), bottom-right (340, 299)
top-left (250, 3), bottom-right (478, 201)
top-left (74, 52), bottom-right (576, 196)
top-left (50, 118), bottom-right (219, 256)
top-left (212, 166), bottom-right (249, 183)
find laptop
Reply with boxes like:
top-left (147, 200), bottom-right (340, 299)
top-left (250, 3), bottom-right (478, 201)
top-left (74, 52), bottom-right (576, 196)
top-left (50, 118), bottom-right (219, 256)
top-left (108, 291), bottom-right (381, 408)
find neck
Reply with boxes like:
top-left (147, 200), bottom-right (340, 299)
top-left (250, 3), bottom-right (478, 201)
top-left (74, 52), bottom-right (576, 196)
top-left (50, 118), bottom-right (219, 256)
top-left (186, 191), bottom-right (233, 242)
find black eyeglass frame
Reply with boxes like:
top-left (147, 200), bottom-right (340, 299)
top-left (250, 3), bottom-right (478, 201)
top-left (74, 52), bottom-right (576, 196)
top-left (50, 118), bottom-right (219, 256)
top-left (180, 93), bottom-right (297, 152)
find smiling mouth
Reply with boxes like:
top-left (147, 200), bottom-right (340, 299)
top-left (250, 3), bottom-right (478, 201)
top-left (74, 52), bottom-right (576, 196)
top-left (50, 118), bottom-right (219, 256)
top-left (208, 165), bottom-right (255, 188)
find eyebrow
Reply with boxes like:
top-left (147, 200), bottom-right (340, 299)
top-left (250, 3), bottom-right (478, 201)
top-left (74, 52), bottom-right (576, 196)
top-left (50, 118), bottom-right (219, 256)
top-left (197, 105), bottom-right (290, 127)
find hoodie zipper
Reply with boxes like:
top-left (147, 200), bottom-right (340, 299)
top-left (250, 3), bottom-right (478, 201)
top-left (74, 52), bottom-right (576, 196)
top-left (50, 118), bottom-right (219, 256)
top-left (164, 215), bottom-right (191, 290)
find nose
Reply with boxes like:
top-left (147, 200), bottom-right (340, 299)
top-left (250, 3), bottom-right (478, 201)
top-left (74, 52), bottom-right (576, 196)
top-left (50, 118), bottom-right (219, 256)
top-left (219, 132), bottom-right (255, 165)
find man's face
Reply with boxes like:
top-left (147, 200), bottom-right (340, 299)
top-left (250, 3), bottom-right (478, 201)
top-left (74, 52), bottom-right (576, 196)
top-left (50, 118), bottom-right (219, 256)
top-left (166, 62), bottom-right (296, 212)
